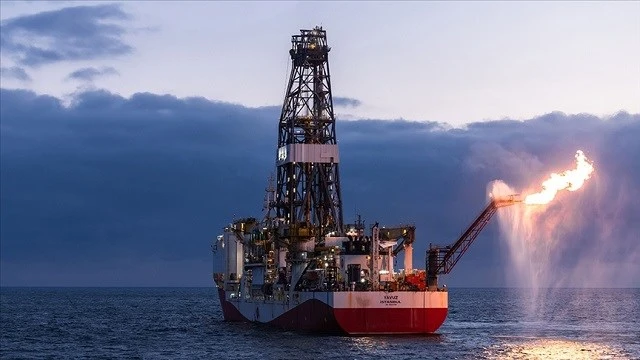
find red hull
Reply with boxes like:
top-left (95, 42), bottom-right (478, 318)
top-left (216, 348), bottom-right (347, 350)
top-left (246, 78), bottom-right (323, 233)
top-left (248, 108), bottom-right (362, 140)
top-left (333, 308), bottom-right (447, 334)
top-left (217, 289), bottom-right (448, 334)
top-left (218, 288), bottom-right (247, 322)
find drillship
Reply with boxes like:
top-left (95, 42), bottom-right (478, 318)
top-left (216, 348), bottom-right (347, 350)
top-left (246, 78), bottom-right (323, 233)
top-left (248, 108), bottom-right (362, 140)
top-left (212, 26), bottom-right (520, 335)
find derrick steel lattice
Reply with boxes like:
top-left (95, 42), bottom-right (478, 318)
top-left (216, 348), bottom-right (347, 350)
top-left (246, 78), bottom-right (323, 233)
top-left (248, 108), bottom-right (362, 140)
top-left (273, 26), bottom-right (344, 239)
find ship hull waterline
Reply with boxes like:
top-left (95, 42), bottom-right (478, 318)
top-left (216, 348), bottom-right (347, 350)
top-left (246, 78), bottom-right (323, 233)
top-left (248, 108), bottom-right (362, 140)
top-left (217, 288), bottom-right (448, 335)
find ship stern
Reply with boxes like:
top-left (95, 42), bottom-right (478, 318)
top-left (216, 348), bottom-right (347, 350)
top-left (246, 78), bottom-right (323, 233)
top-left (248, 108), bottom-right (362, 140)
top-left (332, 291), bottom-right (448, 335)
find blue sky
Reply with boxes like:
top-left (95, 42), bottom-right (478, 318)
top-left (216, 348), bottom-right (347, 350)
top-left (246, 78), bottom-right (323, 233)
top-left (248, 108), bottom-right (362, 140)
top-left (1, 1), bottom-right (638, 125)
top-left (1, 2), bottom-right (639, 287)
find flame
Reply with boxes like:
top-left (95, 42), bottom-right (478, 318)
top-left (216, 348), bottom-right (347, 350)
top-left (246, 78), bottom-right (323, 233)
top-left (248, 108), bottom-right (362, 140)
top-left (524, 150), bottom-right (594, 205)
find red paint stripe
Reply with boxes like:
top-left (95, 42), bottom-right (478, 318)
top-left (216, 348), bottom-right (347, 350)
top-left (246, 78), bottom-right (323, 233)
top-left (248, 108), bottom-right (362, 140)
top-left (268, 299), bottom-right (342, 333)
top-left (334, 307), bottom-right (448, 334)
top-left (217, 288), bottom-right (247, 322)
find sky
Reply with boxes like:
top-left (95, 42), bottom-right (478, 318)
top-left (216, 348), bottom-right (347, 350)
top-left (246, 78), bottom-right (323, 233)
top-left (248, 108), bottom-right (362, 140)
top-left (1, 1), bottom-right (639, 124)
top-left (0, 1), bottom-right (639, 287)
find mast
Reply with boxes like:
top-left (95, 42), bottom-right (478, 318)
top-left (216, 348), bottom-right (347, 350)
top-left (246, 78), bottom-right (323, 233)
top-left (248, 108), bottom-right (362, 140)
top-left (262, 173), bottom-right (276, 227)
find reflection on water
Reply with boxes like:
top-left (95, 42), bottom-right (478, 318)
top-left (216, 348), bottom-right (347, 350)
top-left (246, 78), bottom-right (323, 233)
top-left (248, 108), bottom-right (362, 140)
top-left (349, 336), bottom-right (378, 353)
top-left (486, 339), bottom-right (628, 360)
top-left (346, 334), bottom-right (444, 356)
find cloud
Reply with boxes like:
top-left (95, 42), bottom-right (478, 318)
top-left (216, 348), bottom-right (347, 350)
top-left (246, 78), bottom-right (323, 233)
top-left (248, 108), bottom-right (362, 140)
top-left (333, 96), bottom-right (362, 107)
top-left (0, 4), bottom-right (132, 67)
top-left (66, 66), bottom-right (119, 81)
top-left (0, 66), bottom-right (31, 82)
top-left (1, 88), bottom-right (638, 287)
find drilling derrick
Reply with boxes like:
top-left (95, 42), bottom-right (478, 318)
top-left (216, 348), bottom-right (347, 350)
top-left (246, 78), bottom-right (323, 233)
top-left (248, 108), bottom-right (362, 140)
top-left (274, 26), bottom-right (344, 246)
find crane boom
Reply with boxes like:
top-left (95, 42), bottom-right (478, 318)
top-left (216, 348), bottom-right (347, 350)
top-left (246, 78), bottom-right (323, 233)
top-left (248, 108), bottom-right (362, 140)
top-left (385, 226), bottom-right (415, 256)
top-left (426, 194), bottom-right (522, 289)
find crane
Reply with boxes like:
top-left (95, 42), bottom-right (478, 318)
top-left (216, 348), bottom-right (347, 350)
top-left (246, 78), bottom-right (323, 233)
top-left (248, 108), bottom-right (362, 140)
top-left (426, 194), bottom-right (522, 289)
top-left (378, 225), bottom-right (416, 272)
top-left (383, 227), bottom-right (415, 257)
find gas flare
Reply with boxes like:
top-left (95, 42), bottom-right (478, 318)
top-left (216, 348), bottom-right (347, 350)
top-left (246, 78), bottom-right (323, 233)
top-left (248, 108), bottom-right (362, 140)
top-left (524, 150), bottom-right (595, 205)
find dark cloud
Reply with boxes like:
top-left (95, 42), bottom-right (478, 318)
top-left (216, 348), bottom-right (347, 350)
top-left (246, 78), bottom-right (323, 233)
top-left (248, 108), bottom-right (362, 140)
top-left (0, 66), bottom-right (31, 82)
top-left (66, 66), bottom-right (119, 81)
top-left (0, 4), bottom-right (132, 67)
top-left (333, 96), bottom-right (362, 107)
top-left (1, 88), bottom-right (638, 287)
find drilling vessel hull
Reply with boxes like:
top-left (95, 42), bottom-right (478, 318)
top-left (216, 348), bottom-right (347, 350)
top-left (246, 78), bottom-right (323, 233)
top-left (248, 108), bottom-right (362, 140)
top-left (217, 288), bottom-right (448, 334)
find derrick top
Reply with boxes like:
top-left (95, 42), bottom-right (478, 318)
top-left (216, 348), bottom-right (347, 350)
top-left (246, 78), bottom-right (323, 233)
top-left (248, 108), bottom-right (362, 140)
top-left (290, 26), bottom-right (330, 64)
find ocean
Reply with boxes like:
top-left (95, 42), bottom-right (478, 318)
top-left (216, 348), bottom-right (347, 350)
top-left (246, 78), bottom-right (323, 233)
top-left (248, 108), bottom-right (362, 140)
top-left (1, 287), bottom-right (638, 359)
